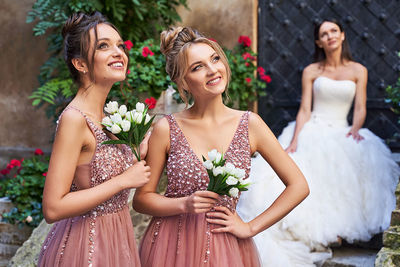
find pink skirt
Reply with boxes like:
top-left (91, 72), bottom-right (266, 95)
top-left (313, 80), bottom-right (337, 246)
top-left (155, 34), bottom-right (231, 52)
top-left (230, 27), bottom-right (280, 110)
top-left (140, 212), bottom-right (261, 267)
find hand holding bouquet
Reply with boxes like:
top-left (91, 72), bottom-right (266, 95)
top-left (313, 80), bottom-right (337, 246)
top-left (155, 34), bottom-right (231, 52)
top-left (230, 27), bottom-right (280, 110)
top-left (101, 100), bottom-right (155, 161)
top-left (202, 149), bottom-right (251, 198)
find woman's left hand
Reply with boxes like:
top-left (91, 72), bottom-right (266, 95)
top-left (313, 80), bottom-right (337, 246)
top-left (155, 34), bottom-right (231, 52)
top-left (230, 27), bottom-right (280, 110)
top-left (346, 128), bottom-right (364, 143)
top-left (206, 206), bottom-right (253, 239)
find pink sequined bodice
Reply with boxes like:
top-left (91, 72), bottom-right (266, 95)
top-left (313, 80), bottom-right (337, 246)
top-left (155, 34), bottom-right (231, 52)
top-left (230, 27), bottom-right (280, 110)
top-left (64, 106), bottom-right (133, 216)
top-left (165, 111), bottom-right (251, 210)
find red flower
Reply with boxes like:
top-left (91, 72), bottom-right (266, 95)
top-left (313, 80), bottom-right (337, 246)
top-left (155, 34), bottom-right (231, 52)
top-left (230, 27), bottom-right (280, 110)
top-left (127, 69), bottom-right (131, 74)
top-left (242, 52), bottom-right (256, 61)
top-left (124, 40), bottom-right (133, 50)
top-left (257, 67), bottom-right (265, 75)
top-left (238, 35), bottom-right (251, 47)
top-left (34, 148), bottom-right (44, 155)
top-left (245, 62), bottom-right (250, 67)
top-left (6, 163), bottom-right (13, 170)
top-left (142, 47), bottom-right (154, 57)
top-left (10, 159), bottom-right (21, 167)
top-left (245, 77), bottom-right (252, 83)
top-left (261, 74), bottom-right (272, 83)
top-left (145, 97), bottom-right (157, 109)
top-left (42, 172), bottom-right (47, 177)
top-left (0, 169), bottom-right (9, 175)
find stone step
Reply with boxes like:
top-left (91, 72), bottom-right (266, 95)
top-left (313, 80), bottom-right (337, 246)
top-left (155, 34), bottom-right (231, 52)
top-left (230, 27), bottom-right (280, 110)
top-left (383, 226), bottom-right (400, 249)
top-left (321, 247), bottom-right (377, 267)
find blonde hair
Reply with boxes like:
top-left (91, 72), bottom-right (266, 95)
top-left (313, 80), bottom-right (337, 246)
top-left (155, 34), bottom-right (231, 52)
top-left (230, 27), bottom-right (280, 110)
top-left (160, 27), bottom-right (231, 105)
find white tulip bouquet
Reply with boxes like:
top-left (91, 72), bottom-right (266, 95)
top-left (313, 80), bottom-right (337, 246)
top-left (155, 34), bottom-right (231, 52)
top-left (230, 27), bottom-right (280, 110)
top-left (202, 149), bottom-right (251, 198)
top-left (101, 100), bottom-right (155, 161)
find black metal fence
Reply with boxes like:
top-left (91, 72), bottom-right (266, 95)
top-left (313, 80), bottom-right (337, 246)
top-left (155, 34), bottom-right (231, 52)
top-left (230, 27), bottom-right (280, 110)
top-left (258, 0), bottom-right (400, 150)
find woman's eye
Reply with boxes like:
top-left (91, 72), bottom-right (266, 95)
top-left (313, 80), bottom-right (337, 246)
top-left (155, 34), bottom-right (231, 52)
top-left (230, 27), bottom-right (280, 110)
top-left (192, 65), bottom-right (202, 71)
top-left (212, 56), bottom-right (220, 62)
top-left (119, 44), bottom-right (127, 50)
top-left (98, 43), bottom-right (108, 49)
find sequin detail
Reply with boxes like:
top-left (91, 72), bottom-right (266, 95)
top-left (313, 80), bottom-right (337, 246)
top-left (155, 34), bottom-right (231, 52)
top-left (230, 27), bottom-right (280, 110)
top-left (152, 112), bottom-right (251, 261)
top-left (43, 106), bottom-right (133, 265)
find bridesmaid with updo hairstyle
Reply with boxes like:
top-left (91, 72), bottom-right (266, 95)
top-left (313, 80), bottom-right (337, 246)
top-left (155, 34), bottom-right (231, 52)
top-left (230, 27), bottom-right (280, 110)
top-left (133, 27), bottom-right (309, 267)
top-left (38, 12), bottom-right (151, 266)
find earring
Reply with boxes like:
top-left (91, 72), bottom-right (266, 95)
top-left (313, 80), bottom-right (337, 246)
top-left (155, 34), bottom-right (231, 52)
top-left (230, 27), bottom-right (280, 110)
top-left (83, 70), bottom-right (87, 74)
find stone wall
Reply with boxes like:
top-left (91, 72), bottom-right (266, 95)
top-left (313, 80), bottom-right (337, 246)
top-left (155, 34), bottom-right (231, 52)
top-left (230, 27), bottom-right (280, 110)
top-left (0, 0), bottom-right (54, 167)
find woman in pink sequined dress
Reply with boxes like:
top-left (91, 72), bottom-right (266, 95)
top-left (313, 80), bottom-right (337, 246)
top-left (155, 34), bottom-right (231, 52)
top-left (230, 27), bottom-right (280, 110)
top-left (38, 12), bottom-right (151, 266)
top-left (133, 27), bottom-right (310, 267)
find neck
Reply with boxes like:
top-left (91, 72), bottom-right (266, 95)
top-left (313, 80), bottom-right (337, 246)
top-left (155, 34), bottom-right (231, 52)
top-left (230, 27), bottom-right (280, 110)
top-left (324, 47), bottom-right (343, 68)
top-left (187, 94), bottom-right (227, 120)
top-left (71, 81), bottom-right (112, 119)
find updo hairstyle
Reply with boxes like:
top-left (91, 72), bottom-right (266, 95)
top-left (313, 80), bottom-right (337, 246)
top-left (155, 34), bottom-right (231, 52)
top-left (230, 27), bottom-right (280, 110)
top-left (62, 12), bottom-right (125, 85)
top-left (160, 27), bottom-right (231, 105)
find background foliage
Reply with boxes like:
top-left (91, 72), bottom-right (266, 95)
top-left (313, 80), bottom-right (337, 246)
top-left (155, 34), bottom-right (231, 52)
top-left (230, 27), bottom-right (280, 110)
top-left (386, 52), bottom-right (400, 124)
top-left (27, 0), bottom-right (187, 120)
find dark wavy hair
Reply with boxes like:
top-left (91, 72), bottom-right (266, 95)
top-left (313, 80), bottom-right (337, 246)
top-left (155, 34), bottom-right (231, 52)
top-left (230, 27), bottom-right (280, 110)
top-left (313, 19), bottom-right (353, 63)
top-left (62, 12), bottom-right (125, 85)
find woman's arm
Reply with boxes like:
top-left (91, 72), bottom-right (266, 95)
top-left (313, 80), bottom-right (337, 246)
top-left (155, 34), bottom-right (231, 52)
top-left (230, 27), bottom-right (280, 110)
top-left (42, 109), bottom-right (150, 223)
top-left (346, 64), bottom-right (367, 142)
top-left (132, 117), bottom-right (219, 217)
top-left (285, 66), bottom-right (314, 153)
top-left (207, 113), bottom-right (309, 238)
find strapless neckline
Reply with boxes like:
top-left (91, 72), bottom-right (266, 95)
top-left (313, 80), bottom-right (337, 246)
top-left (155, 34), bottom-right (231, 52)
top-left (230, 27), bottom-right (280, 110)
top-left (315, 76), bottom-right (356, 85)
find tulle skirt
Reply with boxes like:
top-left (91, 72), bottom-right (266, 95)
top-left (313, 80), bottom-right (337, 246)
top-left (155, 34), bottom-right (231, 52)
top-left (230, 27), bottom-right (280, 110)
top-left (38, 206), bottom-right (140, 267)
top-left (140, 212), bottom-right (261, 267)
top-left (237, 120), bottom-right (400, 266)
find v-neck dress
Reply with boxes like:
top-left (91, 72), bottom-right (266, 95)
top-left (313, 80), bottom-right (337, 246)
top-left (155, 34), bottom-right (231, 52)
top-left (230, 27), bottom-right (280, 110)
top-left (139, 111), bottom-right (261, 267)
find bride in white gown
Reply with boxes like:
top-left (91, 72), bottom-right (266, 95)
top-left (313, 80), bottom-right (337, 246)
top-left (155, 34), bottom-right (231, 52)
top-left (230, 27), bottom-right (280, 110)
top-left (237, 19), bottom-right (400, 266)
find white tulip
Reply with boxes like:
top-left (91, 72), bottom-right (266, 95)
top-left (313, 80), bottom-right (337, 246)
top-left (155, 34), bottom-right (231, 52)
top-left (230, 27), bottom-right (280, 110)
top-left (229, 187), bottom-right (239, 198)
top-left (106, 126), bottom-right (112, 131)
top-left (212, 166), bottom-right (224, 176)
top-left (234, 168), bottom-right (246, 179)
top-left (215, 152), bottom-right (223, 164)
top-left (118, 105), bottom-right (127, 117)
top-left (136, 102), bottom-right (145, 113)
top-left (144, 113), bottom-right (151, 125)
top-left (104, 101), bottom-right (119, 114)
top-left (226, 176), bottom-right (238, 185)
top-left (203, 160), bottom-right (213, 170)
top-left (110, 113), bottom-right (123, 124)
top-left (208, 149), bottom-right (218, 162)
top-left (125, 111), bottom-right (133, 122)
top-left (111, 124), bottom-right (122, 134)
top-left (225, 162), bottom-right (235, 174)
top-left (121, 120), bottom-right (131, 132)
top-left (101, 116), bottom-right (112, 127)
top-left (132, 112), bottom-right (143, 124)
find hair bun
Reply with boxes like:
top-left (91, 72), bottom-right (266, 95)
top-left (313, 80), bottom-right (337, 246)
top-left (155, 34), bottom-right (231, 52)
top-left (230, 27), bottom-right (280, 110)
top-left (160, 27), bottom-right (184, 56)
top-left (62, 13), bottom-right (86, 39)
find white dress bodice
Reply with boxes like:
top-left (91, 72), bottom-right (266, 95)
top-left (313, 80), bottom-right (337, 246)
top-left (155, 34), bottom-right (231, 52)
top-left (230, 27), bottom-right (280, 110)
top-left (311, 76), bottom-right (356, 127)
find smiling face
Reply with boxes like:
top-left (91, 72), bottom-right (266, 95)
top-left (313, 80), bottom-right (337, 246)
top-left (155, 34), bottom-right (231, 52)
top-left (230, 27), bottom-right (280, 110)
top-left (89, 23), bottom-right (128, 85)
top-left (316, 21), bottom-right (345, 52)
top-left (183, 43), bottom-right (227, 99)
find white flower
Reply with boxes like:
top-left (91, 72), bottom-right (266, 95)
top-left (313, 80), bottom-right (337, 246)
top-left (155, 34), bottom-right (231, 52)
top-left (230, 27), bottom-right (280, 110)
top-left (203, 160), bottom-right (213, 170)
top-left (106, 126), bottom-right (112, 131)
top-left (144, 113), bottom-right (151, 125)
top-left (234, 168), bottom-right (246, 179)
top-left (25, 215), bottom-right (33, 223)
top-left (132, 111), bottom-right (143, 124)
top-left (125, 111), bottom-right (133, 122)
top-left (212, 166), bottom-right (224, 176)
top-left (101, 116), bottom-right (112, 127)
top-left (215, 152), bottom-right (223, 164)
top-left (104, 101), bottom-right (119, 114)
top-left (225, 162), bottom-right (235, 174)
top-left (118, 105), bottom-right (127, 117)
top-left (110, 113), bottom-right (123, 124)
top-left (208, 149), bottom-right (218, 161)
top-left (136, 102), bottom-right (145, 113)
top-left (229, 187), bottom-right (239, 198)
top-left (121, 120), bottom-right (131, 132)
top-left (111, 124), bottom-right (122, 134)
top-left (226, 176), bottom-right (238, 185)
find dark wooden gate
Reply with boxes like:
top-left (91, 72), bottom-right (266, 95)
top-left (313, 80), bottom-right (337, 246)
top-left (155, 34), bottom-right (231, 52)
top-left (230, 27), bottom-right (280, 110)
top-left (257, 0), bottom-right (400, 150)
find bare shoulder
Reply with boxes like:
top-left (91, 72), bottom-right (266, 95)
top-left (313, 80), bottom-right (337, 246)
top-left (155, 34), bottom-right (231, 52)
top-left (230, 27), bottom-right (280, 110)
top-left (150, 116), bottom-right (170, 140)
top-left (302, 63), bottom-right (321, 80)
top-left (57, 108), bottom-right (87, 133)
top-left (248, 111), bottom-right (266, 129)
top-left (349, 61), bottom-right (367, 73)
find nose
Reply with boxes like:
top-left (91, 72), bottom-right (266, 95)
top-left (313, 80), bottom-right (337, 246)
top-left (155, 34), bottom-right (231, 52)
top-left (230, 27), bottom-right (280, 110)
top-left (207, 63), bottom-right (217, 75)
top-left (112, 45), bottom-right (124, 57)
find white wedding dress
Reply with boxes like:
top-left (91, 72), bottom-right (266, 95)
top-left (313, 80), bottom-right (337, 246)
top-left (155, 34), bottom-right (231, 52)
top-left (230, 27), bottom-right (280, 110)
top-left (237, 76), bottom-right (400, 266)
